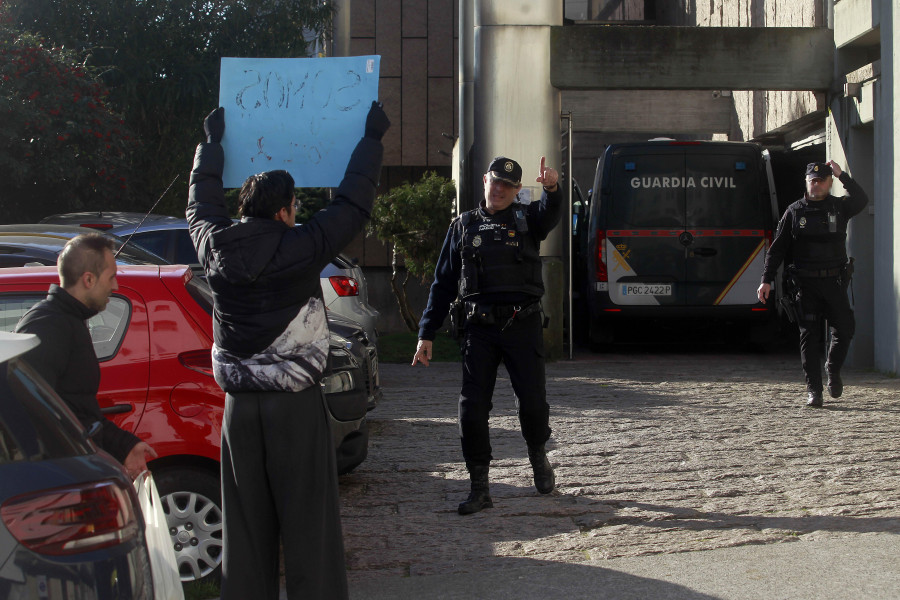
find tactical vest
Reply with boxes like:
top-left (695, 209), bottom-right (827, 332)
top-left (790, 196), bottom-right (848, 271)
top-left (457, 203), bottom-right (544, 299)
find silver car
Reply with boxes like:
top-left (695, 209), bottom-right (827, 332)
top-left (40, 212), bottom-right (380, 344)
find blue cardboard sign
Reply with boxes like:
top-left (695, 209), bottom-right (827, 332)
top-left (218, 56), bottom-right (380, 188)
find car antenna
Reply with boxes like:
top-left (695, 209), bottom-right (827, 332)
top-left (115, 174), bottom-right (180, 258)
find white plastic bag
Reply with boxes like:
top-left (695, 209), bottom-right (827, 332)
top-left (134, 471), bottom-right (185, 600)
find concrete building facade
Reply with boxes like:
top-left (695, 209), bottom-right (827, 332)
top-left (828, 0), bottom-right (895, 372)
top-left (333, 0), bottom-right (898, 372)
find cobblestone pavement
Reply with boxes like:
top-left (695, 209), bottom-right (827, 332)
top-left (339, 349), bottom-right (900, 582)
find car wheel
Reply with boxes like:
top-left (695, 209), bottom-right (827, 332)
top-left (336, 420), bottom-right (369, 475)
top-left (154, 468), bottom-right (223, 584)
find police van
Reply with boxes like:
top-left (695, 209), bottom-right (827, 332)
top-left (583, 140), bottom-right (780, 346)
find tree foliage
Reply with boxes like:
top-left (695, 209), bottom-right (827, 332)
top-left (294, 188), bottom-right (331, 224)
top-left (0, 22), bottom-right (138, 222)
top-left (369, 172), bottom-right (456, 331)
top-left (4, 0), bottom-right (333, 218)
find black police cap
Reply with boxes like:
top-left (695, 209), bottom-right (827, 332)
top-left (488, 156), bottom-right (522, 185)
top-left (806, 162), bottom-right (833, 178)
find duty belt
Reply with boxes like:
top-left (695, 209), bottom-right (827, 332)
top-left (492, 302), bottom-right (542, 321)
top-left (793, 266), bottom-right (843, 278)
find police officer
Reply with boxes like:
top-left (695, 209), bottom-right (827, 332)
top-left (412, 156), bottom-right (562, 514)
top-left (757, 161), bottom-right (869, 407)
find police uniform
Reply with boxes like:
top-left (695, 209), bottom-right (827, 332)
top-left (761, 162), bottom-right (869, 406)
top-left (418, 156), bottom-right (562, 514)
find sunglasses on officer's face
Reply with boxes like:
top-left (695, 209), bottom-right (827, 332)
top-left (488, 175), bottom-right (519, 189)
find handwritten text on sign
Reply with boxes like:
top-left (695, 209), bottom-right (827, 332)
top-left (219, 56), bottom-right (380, 188)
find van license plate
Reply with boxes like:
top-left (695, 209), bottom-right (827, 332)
top-left (621, 284), bottom-right (672, 296)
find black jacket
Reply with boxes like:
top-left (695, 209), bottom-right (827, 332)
top-left (186, 136), bottom-right (383, 393)
top-left (15, 285), bottom-right (141, 463)
top-left (418, 187), bottom-right (563, 340)
top-left (762, 172), bottom-right (868, 283)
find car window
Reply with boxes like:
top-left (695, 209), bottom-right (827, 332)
top-left (131, 231), bottom-right (171, 261)
top-left (0, 358), bottom-right (91, 463)
top-left (114, 240), bottom-right (169, 266)
top-left (0, 294), bottom-right (131, 361)
top-left (88, 297), bottom-right (131, 361)
top-left (0, 296), bottom-right (43, 331)
top-left (174, 230), bottom-right (201, 266)
top-left (0, 256), bottom-right (55, 268)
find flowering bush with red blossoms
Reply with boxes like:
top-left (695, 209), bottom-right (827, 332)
top-left (0, 24), bottom-right (138, 221)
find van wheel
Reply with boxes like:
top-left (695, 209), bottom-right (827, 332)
top-left (154, 467), bottom-right (223, 585)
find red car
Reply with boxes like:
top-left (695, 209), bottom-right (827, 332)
top-left (0, 264), bottom-right (370, 584)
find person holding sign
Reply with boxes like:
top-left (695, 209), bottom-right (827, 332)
top-left (413, 156), bottom-right (562, 515)
top-left (187, 101), bottom-right (389, 599)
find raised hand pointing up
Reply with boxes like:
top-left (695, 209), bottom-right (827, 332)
top-left (535, 156), bottom-right (559, 192)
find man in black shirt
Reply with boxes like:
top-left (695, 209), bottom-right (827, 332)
top-left (414, 156), bottom-right (562, 514)
top-left (16, 233), bottom-right (157, 475)
top-left (757, 161), bottom-right (869, 407)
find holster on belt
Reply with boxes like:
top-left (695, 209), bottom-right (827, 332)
top-left (448, 299), bottom-right (467, 340)
top-left (840, 257), bottom-right (855, 290)
top-left (464, 301), bottom-right (496, 326)
top-left (463, 301), bottom-right (542, 327)
top-left (779, 269), bottom-right (801, 324)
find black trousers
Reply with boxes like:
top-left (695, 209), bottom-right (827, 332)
top-left (797, 276), bottom-right (855, 393)
top-left (220, 387), bottom-right (348, 600)
top-left (459, 311), bottom-right (552, 468)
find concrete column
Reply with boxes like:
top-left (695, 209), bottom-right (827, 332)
top-left (331, 0), bottom-right (351, 57)
top-left (472, 0), bottom-right (564, 357)
top-left (829, 96), bottom-right (875, 368)
top-left (458, 0), bottom-right (475, 214)
top-left (873, 0), bottom-right (900, 373)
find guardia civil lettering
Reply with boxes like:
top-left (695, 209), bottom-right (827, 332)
top-left (629, 176), bottom-right (738, 189)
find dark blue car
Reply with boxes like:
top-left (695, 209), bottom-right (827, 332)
top-left (0, 332), bottom-right (152, 597)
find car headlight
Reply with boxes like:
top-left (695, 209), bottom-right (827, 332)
top-left (329, 333), bottom-right (353, 350)
top-left (321, 371), bottom-right (355, 394)
top-left (329, 348), bottom-right (360, 370)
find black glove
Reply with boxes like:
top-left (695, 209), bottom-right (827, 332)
top-left (204, 107), bottom-right (225, 144)
top-left (364, 101), bottom-right (390, 141)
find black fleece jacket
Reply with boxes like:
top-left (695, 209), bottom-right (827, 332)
top-left (15, 285), bottom-right (141, 463)
top-left (187, 134), bottom-right (384, 393)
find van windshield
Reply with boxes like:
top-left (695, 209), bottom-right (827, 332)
top-left (609, 150), bottom-right (762, 230)
top-left (685, 153), bottom-right (762, 228)
top-left (610, 154), bottom-right (684, 228)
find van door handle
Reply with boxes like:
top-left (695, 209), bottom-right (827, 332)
top-left (693, 247), bottom-right (718, 257)
top-left (101, 404), bottom-right (133, 415)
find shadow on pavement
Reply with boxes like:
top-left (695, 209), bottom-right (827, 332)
top-left (349, 555), bottom-right (725, 600)
top-left (579, 501), bottom-right (900, 537)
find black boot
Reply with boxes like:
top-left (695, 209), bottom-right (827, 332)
top-left (527, 444), bottom-right (556, 494)
top-left (827, 370), bottom-right (843, 398)
top-left (458, 465), bottom-right (493, 515)
top-left (806, 391), bottom-right (824, 407)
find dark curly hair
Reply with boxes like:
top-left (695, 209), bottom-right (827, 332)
top-left (238, 170), bottom-right (295, 219)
